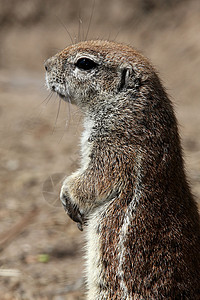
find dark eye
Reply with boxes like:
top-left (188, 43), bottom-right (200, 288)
top-left (75, 58), bottom-right (98, 70)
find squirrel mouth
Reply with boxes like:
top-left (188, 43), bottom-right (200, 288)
top-left (57, 91), bottom-right (71, 103)
top-left (49, 84), bottom-right (70, 102)
top-left (52, 87), bottom-right (66, 100)
top-left (57, 92), bottom-right (65, 99)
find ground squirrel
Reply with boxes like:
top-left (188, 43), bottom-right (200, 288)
top-left (45, 40), bottom-right (200, 299)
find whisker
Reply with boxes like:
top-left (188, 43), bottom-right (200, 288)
top-left (64, 83), bottom-right (71, 128)
top-left (39, 83), bottom-right (47, 91)
top-left (45, 91), bottom-right (55, 105)
top-left (106, 28), bottom-right (113, 42)
top-left (40, 91), bottom-right (54, 106)
top-left (52, 96), bottom-right (62, 135)
top-left (77, 1), bottom-right (83, 42)
top-left (57, 129), bottom-right (65, 144)
top-left (57, 99), bottom-right (72, 144)
top-left (112, 27), bottom-right (122, 42)
top-left (85, 0), bottom-right (96, 41)
top-left (55, 15), bottom-right (74, 45)
top-left (66, 99), bottom-right (72, 128)
top-left (78, 18), bottom-right (84, 42)
top-left (27, 91), bottom-right (55, 118)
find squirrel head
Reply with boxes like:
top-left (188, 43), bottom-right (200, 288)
top-left (45, 40), bottom-right (155, 113)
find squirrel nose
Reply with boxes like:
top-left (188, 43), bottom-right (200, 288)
top-left (44, 58), bottom-right (53, 72)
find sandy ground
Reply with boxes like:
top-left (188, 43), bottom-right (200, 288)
top-left (0, 0), bottom-right (200, 299)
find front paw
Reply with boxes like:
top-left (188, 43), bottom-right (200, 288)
top-left (60, 186), bottom-right (84, 231)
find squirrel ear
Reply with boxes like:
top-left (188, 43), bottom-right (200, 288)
top-left (118, 65), bottom-right (141, 92)
top-left (118, 67), bottom-right (132, 92)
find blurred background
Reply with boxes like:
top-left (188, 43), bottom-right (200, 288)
top-left (0, 0), bottom-right (200, 299)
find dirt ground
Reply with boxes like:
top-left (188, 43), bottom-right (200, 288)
top-left (0, 0), bottom-right (200, 299)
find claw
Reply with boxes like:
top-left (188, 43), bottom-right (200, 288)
top-left (61, 192), bottom-right (85, 230)
top-left (77, 222), bottom-right (83, 231)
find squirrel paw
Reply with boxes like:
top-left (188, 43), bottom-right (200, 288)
top-left (60, 188), bottom-right (84, 231)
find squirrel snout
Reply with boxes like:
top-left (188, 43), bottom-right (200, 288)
top-left (44, 59), bottom-right (52, 72)
top-left (44, 57), bottom-right (57, 73)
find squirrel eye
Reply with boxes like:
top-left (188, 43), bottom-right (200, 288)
top-left (75, 58), bottom-right (98, 70)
